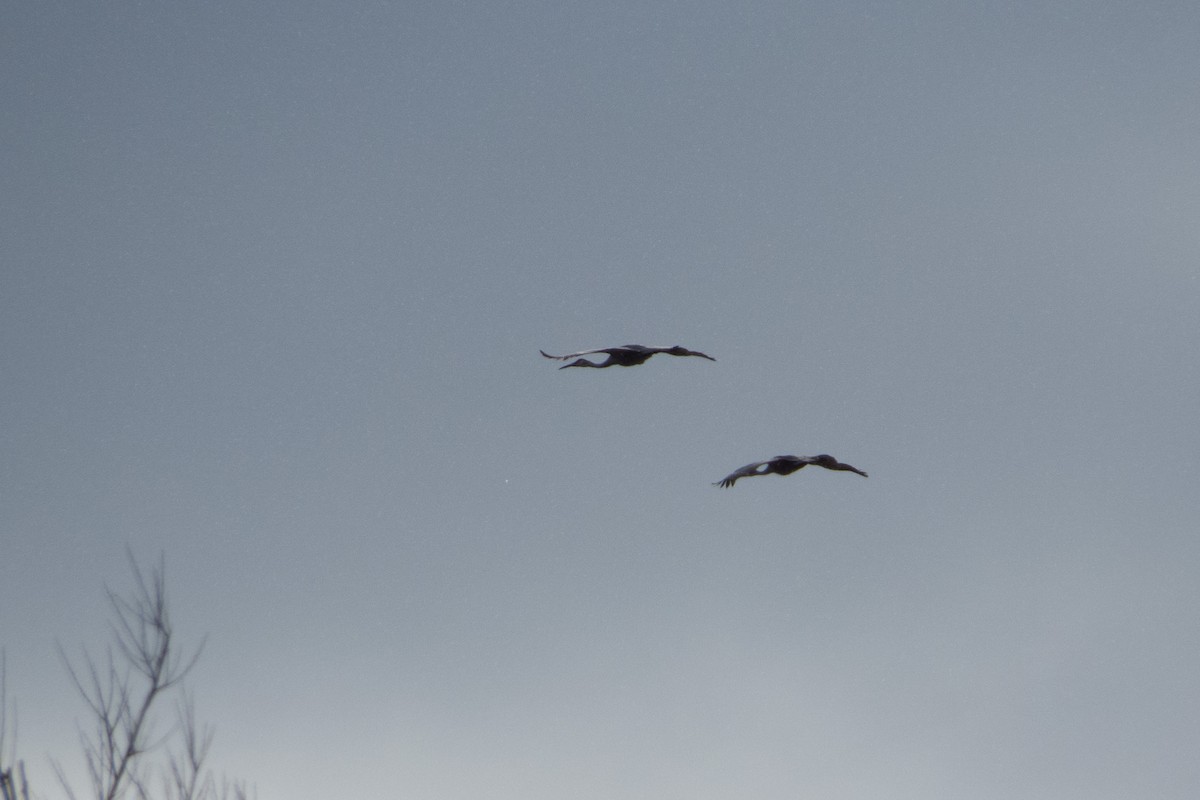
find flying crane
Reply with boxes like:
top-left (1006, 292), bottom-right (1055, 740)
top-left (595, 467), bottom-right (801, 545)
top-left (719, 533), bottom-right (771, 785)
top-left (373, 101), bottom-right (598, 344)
top-left (714, 454), bottom-right (868, 488)
top-left (540, 344), bottom-right (716, 369)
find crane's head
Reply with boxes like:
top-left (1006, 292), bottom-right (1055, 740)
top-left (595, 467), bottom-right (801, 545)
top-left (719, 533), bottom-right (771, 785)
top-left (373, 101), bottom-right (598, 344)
top-left (667, 346), bottom-right (716, 361)
top-left (813, 454), bottom-right (868, 477)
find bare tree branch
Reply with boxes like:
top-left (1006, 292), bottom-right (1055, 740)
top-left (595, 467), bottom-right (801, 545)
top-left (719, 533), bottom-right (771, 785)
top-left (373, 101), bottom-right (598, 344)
top-left (54, 551), bottom-right (212, 800)
top-left (9, 551), bottom-right (245, 800)
top-left (1, 652), bottom-right (30, 800)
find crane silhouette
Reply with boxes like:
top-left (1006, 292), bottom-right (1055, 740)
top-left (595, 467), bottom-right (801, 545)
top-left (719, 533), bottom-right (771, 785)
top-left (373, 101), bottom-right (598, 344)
top-left (540, 344), bottom-right (716, 369)
top-left (714, 454), bottom-right (868, 488)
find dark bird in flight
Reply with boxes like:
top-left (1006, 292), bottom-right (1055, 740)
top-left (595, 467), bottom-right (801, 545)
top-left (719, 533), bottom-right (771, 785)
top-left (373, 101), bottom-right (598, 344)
top-left (540, 344), bottom-right (716, 369)
top-left (714, 454), bottom-right (868, 488)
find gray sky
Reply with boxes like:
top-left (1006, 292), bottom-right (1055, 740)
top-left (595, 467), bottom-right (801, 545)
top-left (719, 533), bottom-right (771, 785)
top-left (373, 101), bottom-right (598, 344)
top-left (3, 2), bottom-right (1199, 798)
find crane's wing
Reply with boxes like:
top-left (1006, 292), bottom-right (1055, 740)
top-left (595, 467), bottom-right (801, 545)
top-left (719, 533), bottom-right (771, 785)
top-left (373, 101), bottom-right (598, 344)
top-left (713, 461), bottom-right (773, 488)
top-left (540, 347), bottom-right (625, 361)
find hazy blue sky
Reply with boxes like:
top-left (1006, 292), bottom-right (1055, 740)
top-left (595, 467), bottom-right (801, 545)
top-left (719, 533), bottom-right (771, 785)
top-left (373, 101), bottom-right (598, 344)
top-left (3, 2), bottom-right (1199, 798)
